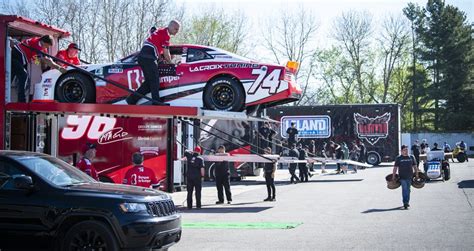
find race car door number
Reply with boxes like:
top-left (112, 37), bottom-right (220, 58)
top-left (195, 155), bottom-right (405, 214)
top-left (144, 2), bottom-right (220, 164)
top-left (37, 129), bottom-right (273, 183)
top-left (248, 67), bottom-right (281, 95)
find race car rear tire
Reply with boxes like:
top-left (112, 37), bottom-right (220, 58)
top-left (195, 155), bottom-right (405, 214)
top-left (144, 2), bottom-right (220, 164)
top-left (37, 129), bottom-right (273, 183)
top-left (204, 77), bottom-right (245, 111)
top-left (443, 167), bottom-right (450, 181)
top-left (456, 152), bottom-right (466, 163)
top-left (56, 72), bottom-right (95, 103)
top-left (366, 151), bottom-right (381, 166)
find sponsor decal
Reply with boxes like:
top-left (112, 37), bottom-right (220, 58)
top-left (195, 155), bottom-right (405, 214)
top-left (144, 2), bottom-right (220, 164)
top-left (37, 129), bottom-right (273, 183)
top-left (137, 136), bottom-right (162, 141)
top-left (189, 63), bottom-right (259, 72)
top-left (98, 127), bottom-right (133, 145)
top-left (281, 116), bottom-right (331, 138)
top-left (138, 124), bottom-right (164, 131)
top-left (94, 68), bottom-right (103, 76)
top-left (354, 112), bottom-right (391, 145)
top-left (108, 67), bottom-right (123, 74)
top-left (160, 75), bottom-right (180, 82)
top-left (44, 78), bottom-right (52, 83)
top-left (140, 146), bottom-right (159, 155)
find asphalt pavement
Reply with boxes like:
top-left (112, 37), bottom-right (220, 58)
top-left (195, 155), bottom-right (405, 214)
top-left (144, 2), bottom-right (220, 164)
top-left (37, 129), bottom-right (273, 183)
top-left (171, 161), bottom-right (474, 250)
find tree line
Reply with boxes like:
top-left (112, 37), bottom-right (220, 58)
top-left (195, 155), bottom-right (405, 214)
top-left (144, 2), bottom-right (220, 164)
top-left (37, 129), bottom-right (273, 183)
top-left (1, 0), bottom-right (472, 132)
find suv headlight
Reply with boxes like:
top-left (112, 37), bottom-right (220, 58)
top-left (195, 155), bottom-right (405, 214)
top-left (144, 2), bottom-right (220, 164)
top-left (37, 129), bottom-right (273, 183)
top-left (119, 203), bottom-right (148, 213)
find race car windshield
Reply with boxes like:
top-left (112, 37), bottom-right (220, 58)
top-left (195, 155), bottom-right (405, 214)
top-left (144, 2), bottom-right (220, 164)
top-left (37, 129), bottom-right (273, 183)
top-left (17, 156), bottom-right (97, 186)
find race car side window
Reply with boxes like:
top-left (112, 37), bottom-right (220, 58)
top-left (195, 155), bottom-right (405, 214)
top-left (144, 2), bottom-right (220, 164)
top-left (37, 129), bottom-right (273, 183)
top-left (187, 48), bottom-right (213, 63)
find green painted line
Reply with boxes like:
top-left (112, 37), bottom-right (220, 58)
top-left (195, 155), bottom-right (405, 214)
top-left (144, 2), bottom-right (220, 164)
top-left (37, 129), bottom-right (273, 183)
top-left (182, 222), bottom-right (302, 229)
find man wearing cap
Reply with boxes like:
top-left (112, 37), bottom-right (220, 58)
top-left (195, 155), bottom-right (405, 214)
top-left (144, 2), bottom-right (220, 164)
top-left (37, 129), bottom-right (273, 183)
top-left (76, 143), bottom-right (99, 181)
top-left (392, 145), bottom-right (419, 209)
top-left (123, 152), bottom-right (158, 188)
top-left (11, 35), bottom-right (67, 102)
top-left (56, 43), bottom-right (81, 67)
top-left (125, 20), bottom-right (181, 106)
top-left (183, 146), bottom-right (205, 209)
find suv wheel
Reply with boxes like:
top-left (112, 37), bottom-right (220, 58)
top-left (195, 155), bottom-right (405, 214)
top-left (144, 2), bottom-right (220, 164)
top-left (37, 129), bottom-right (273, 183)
top-left (62, 220), bottom-right (119, 251)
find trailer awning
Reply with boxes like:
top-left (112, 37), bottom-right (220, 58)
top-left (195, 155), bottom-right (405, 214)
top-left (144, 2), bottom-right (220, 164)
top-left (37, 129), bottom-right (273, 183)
top-left (5, 102), bottom-right (271, 122)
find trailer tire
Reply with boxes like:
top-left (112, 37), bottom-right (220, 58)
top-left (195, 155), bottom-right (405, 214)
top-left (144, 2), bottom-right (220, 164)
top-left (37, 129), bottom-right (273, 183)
top-left (56, 73), bottom-right (95, 103)
top-left (208, 163), bottom-right (216, 181)
top-left (366, 151), bottom-right (381, 166)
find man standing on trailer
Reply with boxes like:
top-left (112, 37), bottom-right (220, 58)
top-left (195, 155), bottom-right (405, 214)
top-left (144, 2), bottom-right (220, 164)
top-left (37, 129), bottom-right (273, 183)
top-left (286, 122), bottom-right (298, 147)
top-left (184, 146), bottom-right (205, 209)
top-left (56, 43), bottom-right (81, 66)
top-left (11, 35), bottom-right (66, 102)
top-left (125, 20), bottom-right (181, 105)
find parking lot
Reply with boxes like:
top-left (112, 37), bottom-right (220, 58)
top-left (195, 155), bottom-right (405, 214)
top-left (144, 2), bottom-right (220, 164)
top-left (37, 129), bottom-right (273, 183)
top-left (172, 161), bottom-right (474, 250)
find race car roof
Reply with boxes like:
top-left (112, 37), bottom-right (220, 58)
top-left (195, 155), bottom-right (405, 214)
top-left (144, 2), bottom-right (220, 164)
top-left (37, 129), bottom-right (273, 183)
top-left (5, 103), bottom-right (269, 121)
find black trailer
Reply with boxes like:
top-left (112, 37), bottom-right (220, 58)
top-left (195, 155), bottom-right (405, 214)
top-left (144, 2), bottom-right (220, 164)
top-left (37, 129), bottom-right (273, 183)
top-left (266, 104), bottom-right (401, 165)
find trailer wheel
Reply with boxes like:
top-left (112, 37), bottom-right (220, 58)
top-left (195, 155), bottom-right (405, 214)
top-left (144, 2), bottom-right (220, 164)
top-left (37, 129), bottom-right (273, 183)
top-left (366, 151), bottom-right (381, 166)
top-left (56, 72), bottom-right (95, 103)
top-left (208, 163), bottom-right (216, 181)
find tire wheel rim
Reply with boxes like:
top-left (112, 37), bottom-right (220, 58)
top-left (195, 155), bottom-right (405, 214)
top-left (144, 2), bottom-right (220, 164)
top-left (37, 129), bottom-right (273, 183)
top-left (69, 229), bottom-right (108, 250)
top-left (211, 83), bottom-right (235, 110)
top-left (367, 154), bottom-right (378, 165)
top-left (62, 80), bottom-right (85, 103)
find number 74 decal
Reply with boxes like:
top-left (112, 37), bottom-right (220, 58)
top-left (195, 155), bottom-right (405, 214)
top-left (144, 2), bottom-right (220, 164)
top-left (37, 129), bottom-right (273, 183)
top-left (248, 67), bottom-right (281, 95)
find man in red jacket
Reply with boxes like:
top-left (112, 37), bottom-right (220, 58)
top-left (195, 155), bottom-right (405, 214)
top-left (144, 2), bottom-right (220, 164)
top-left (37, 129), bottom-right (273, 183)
top-left (56, 43), bottom-right (81, 66)
top-left (125, 20), bottom-right (180, 105)
top-left (76, 142), bottom-right (99, 180)
top-left (11, 35), bottom-right (67, 102)
top-left (123, 152), bottom-right (159, 188)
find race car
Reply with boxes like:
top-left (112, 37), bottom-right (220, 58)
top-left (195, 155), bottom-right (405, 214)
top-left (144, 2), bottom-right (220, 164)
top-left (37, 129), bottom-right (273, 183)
top-left (35, 44), bottom-right (302, 111)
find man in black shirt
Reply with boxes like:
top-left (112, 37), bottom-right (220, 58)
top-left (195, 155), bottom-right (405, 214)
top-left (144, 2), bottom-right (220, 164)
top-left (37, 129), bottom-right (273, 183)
top-left (411, 140), bottom-right (421, 168)
top-left (288, 144), bottom-right (300, 184)
top-left (297, 144), bottom-right (308, 182)
top-left (392, 145), bottom-right (419, 209)
top-left (259, 122), bottom-right (271, 152)
top-left (263, 147), bottom-right (276, 201)
top-left (286, 122), bottom-right (298, 147)
top-left (214, 145), bottom-right (232, 204)
top-left (184, 146), bottom-right (205, 209)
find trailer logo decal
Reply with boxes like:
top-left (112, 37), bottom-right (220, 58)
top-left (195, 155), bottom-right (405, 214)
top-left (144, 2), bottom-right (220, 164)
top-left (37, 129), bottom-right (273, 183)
top-left (354, 113), bottom-right (391, 145)
top-left (281, 116), bottom-right (331, 138)
top-left (98, 127), bottom-right (133, 145)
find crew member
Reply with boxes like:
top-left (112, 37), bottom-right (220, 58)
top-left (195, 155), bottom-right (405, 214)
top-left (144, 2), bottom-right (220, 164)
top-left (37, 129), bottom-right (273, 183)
top-left (11, 35), bottom-right (67, 102)
top-left (411, 140), bottom-right (421, 167)
top-left (431, 142), bottom-right (442, 151)
top-left (214, 145), bottom-right (232, 204)
top-left (286, 122), bottom-right (298, 147)
top-left (263, 147), bottom-right (276, 201)
top-left (288, 144), bottom-right (300, 184)
top-left (56, 43), bottom-right (81, 66)
top-left (297, 144), bottom-right (309, 182)
top-left (126, 20), bottom-right (180, 105)
top-left (183, 146), bottom-right (205, 209)
top-left (76, 142), bottom-right (99, 180)
top-left (123, 152), bottom-right (158, 188)
top-left (392, 145), bottom-right (419, 209)
top-left (259, 122), bottom-right (271, 152)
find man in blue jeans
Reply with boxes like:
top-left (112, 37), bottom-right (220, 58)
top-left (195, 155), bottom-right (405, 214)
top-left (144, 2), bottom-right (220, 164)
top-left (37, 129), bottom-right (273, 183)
top-left (393, 145), bottom-right (419, 209)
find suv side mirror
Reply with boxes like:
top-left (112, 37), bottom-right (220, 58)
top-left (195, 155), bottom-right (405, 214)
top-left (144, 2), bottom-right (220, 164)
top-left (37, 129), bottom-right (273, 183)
top-left (14, 176), bottom-right (34, 190)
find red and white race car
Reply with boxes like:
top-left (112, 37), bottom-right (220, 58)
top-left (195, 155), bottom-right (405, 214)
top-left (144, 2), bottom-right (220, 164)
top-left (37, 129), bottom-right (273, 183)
top-left (37, 44), bottom-right (301, 111)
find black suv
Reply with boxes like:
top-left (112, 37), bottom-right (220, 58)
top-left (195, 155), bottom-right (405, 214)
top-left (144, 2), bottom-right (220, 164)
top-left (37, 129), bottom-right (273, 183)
top-left (0, 151), bottom-right (181, 250)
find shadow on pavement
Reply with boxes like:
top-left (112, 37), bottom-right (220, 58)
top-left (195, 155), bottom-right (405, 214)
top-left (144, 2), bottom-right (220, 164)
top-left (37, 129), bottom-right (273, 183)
top-left (177, 206), bottom-right (273, 213)
top-left (458, 180), bottom-right (474, 189)
top-left (361, 207), bottom-right (403, 213)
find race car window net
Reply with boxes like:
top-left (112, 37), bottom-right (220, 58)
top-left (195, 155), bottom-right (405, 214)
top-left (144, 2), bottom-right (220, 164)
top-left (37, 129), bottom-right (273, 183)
top-left (186, 48), bottom-right (213, 63)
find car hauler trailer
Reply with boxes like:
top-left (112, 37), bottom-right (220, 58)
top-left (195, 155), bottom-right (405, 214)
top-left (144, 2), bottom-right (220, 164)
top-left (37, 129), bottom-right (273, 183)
top-left (0, 15), bottom-right (275, 192)
top-left (266, 104), bottom-right (401, 165)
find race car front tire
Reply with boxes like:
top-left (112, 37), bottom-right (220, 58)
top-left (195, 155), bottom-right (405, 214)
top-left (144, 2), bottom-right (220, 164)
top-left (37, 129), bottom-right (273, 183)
top-left (56, 72), bottom-right (95, 103)
top-left (204, 77), bottom-right (245, 111)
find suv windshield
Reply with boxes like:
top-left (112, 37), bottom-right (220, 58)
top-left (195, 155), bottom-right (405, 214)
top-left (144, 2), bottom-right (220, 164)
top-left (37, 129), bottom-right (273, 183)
top-left (16, 156), bottom-right (96, 186)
